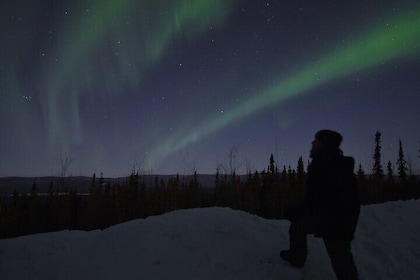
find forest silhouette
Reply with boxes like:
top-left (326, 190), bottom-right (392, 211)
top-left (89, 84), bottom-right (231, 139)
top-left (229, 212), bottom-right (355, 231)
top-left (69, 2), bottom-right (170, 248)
top-left (0, 131), bottom-right (419, 239)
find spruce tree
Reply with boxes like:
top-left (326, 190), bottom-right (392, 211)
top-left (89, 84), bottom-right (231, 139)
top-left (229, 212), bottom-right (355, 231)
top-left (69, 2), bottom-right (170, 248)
top-left (396, 138), bottom-right (408, 183)
top-left (357, 164), bottom-right (365, 179)
top-left (296, 156), bottom-right (305, 186)
top-left (371, 131), bottom-right (384, 202)
top-left (373, 131), bottom-right (384, 179)
top-left (386, 161), bottom-right (394, 184)
top-left (281, 165), bottom-right (287, 182)
top-left (268, 154), bottom-right (276, 174)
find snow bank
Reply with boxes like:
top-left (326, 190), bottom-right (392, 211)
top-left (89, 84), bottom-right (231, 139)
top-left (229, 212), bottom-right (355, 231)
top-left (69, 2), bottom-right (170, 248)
top-left (1, 200), bottom-right (419, 279)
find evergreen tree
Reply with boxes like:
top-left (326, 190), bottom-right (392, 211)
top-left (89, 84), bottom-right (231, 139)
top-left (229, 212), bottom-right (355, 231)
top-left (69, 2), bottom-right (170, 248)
top-left (386, 161), bottom-right (394, 184)
top-left (357, 164), bottom-right (365, 178)
top-left (373, 131), bottom-right (384, 179)
top-left (268, 154), bottom-right (276, 174)
top-left (396, 138), bottom-right (408, 183)
top-left (90, 173), bottom-right (96, 194)
top-left (386, 161), bottom-right (395, 201)
top-left (281, 165), bottom-right (287, 182)
top-left (248, 171), bottom-right (261, 214)
top-left (371, 131), bottom-right (384, 203)
top-left (287, 165), bottom-right (295, 182)
top-left (296, 156), bottom-right (305, 187)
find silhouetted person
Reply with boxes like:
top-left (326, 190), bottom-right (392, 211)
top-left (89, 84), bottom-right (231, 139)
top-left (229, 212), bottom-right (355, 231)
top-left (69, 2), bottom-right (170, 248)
top-left (281, 130), bottom-right (360, 280)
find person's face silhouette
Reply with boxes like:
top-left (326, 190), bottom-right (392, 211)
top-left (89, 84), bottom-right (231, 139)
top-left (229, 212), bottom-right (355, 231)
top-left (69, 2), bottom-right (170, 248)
top-left (310, 139), bottom-right (323, 158)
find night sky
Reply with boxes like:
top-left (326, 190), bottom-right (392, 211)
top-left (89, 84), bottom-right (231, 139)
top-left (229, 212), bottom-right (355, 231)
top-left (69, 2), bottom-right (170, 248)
top-left (1, 0), bottom-right (419, 177)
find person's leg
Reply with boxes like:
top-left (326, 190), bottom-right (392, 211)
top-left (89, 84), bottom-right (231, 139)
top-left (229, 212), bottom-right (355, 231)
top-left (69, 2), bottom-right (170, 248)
top-left (281, 218), bottom-right (308, 267)
top-left (323, 238), bottom-right (358, 280)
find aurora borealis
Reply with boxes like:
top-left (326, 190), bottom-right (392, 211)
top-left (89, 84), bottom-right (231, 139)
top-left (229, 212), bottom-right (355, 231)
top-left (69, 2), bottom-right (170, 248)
top-left (1, 0), bottom-right (420, 176)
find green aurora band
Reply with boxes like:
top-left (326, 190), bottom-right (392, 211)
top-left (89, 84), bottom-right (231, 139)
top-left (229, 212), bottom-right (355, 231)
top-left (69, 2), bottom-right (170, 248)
top-left (150, 4), bottom-right (420, 165)
top-left (43, 0), bottom-right (237, 154)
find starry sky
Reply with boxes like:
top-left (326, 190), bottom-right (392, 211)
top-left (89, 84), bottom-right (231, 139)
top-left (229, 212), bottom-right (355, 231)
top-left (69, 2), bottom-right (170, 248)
top-left (1, 0), bottom-right (420, 177)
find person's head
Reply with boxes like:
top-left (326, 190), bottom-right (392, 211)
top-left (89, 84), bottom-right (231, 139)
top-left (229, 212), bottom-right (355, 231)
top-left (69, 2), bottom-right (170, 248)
top-left (310, 129), bottom-right (343, 158)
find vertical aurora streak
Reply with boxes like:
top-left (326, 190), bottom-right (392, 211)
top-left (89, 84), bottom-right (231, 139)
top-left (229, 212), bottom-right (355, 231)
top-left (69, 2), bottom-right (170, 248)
top-left (42, 0), bottom-right (237, 155)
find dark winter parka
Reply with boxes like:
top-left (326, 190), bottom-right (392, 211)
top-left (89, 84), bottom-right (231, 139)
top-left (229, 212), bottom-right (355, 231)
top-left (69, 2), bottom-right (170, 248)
top-left (305, 149), bottom-right (360, 240)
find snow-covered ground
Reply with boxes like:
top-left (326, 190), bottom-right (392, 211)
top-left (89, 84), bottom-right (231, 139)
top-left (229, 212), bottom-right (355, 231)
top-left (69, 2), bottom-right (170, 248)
top-left (1, 200), bottom-right (419, 280)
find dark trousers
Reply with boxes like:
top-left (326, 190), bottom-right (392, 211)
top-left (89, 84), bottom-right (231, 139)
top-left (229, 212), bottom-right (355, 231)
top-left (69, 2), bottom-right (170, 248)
top-left (288, 218), bottom-right (358, 280)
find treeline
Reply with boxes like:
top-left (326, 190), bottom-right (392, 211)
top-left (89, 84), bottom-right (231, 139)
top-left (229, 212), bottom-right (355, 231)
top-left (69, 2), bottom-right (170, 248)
top-left (0, 158), bottom-right (303, 239)
top-left (0, 156), bottom-right (419, 239)
top-left (0, 131), bottom-right (419, 238)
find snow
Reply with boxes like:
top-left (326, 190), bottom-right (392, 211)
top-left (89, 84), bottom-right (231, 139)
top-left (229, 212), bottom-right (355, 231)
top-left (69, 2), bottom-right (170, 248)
top-left (1, 200), bottom-right (420, 280)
